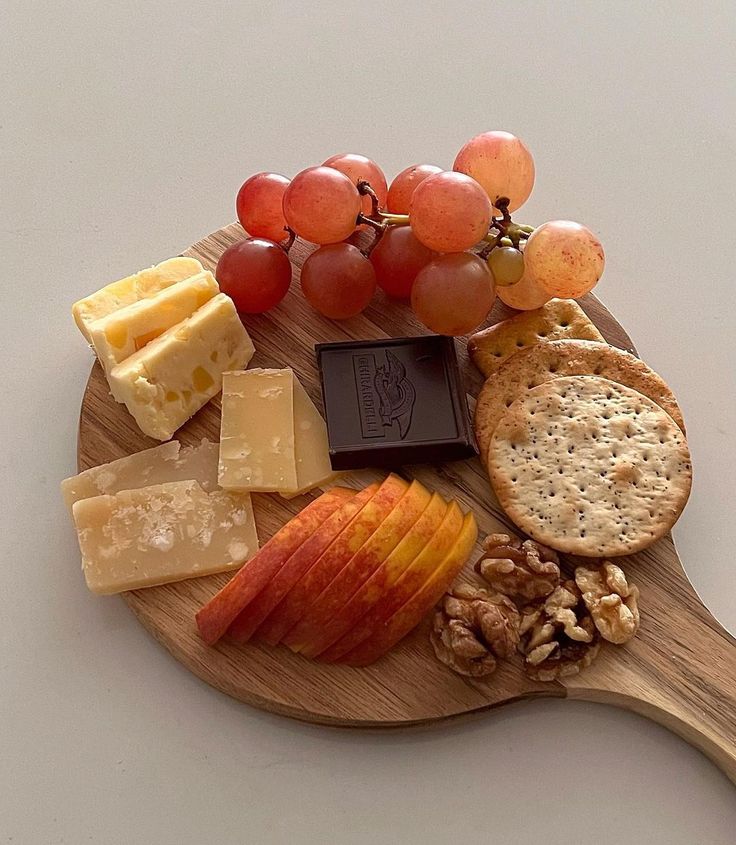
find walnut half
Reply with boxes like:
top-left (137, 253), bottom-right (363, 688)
top-left (476, 533), bottom-right (561, 602)
top-left (431, 584), bottom-right (521, 677)
top-left (575, 563), bottom-right (640, 644)
top-left (519, 580), bottom-right (601, 682)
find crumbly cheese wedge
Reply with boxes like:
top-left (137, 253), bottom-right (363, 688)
top-left (61, 439), bottom-right (219, 511)
top-left (280, 378), bottom-right (338, 498)
top-left (109, 294), bottom-right (255, 441)
top-left (73, 257), bottom-right (203, 342)
top-left (89, 271), bottom-right (219, 373)
top-left (218, 369), bottom-right (298, 492)
top-left (72, 480), bottom-right (258, 595)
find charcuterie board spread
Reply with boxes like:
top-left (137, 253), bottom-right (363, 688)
top-left (66, 133), bottom-right (736, 783)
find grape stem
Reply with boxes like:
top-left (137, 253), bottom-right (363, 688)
top-left (357, 180), bottom-right (381, 218)
top-left (282, 227), bottom-right (297, 254)
top-left (356, 213), bottom-right (388, 234)
top-left (482, 197), bottom-right (535, 253)
top-left (377, 212), bottom-right (411, 226)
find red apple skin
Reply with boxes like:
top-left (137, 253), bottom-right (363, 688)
top-left (317, 502), bottom-right (463, 662)
top-left (336, 511), bottom-right (477, 666)
top-left (309, 494), bottom-right (447, 660)
top-left (289, 481), bottom-right (433, 658)
top-left (257, 474), bottom-right (409, 647)
top-left (195, 488), bottom-right (354, 645)
top-left (226, 484), bottom-right (379, 643)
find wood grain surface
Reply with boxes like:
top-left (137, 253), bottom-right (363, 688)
top-left (76, 223), bottom-right (736, 783)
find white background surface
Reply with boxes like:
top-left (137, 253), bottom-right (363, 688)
top-left (3, 1), bottom-right (736, 842)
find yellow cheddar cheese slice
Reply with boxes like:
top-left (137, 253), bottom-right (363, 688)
top-left (109, 294), bottom-right (255, 441)
top-left (73, 257), bottom-right (204, 342)
top-left (72, 480), bottom-right (258, 594)
top-left (88, 271), bottom-right (219, 373)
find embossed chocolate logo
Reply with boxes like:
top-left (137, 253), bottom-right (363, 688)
top-left (352, 350), bottom-right (416, 440)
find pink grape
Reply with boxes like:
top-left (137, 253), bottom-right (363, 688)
top-left (369, 226), bottom-right (438, 299)
top-left (524, 220), bottom-right (605, 298)
top-left (236, 172), bottom-right (290, 242)
top-left (216, 238), bottom-right (292, 313)
top-left (453, 131), bottom-right (535, 213)
top-left (283, 166), bottom-right (361, 244)
top-left (411, 253), bottom-right (495, 336)
top-left (495, 270), bottom-right (551, 311)
top-left (322, 153), bottom-right (388, 219)
top-left (409, 171), bottom-right (492, 253)
top-left (300, 243), bottom-right (376, 319)
top-left (387, 164), bottom-right (442, 214)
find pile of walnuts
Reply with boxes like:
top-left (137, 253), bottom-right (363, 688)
top-left (431, 533), bottom-right (640, 681)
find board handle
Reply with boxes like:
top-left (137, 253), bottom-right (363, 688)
top-left (566, 565), bottom-right (736, 784)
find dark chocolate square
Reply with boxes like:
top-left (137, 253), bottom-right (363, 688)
top-left (317, 336), bottom-right (476, 470)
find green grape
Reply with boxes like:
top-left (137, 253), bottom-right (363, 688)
top-left (487, 246), bottom-right (524, 287)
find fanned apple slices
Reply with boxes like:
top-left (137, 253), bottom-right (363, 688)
top-left (195, 474), bottom-right (478, 665)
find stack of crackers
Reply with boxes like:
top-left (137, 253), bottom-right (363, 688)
top-left (469, 299), bottom-right (691, 557)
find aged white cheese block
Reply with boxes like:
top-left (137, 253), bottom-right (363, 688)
top-left (108, 294), bottom-right (255, 441)
top-left (218, 369), bottom-right (298, 493)
top-left (72, 480), bottom-right (258, 594)
top-left (73, 257), bottom-right (203, 342)
top-left (61, 439), bottom-right (219, 511)
top-left (280, 378), bottom-right (338, 498)
top-left (88, 271), bottom-right (219, 373)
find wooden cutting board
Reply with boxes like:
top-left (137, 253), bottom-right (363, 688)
top-left (76, 223), bottom-right (736, 783)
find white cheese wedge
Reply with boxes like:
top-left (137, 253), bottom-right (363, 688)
top-left (218, 369), bottom-right (298, 492)
top-left (61, 439), bottom-right (220, 511)
top-left (88, 271), bottom-right (220, 373)
top-left (108, 294), bottom-right (255, 441)
top-left (72, 480), bottom-right (258, 595)
top-left (73, 257), bottom-right (204, 342)
top-left (280, 378), bottom-right (338, 498)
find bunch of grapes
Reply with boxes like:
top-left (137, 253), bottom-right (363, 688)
top-left (217, 132), bottom-right (605, 336)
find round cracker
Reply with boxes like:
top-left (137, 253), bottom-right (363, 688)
top-left (475, 339), bottom-right (685, 465)
top-left (488, 375), bottom-right (692, 557)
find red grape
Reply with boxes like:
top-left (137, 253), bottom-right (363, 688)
top-left (300, 243), bottom-right (376, 319)
top-left (369, 227), bottom-right (438, 299)
top-left (236, 172), bottom-right (290, 242)
top-left (322, 153), bottom-right (388, 218)
top-left (282, 167), bottom-right (361, 244)
top-left (411, 253), bottom-right (495, 336)
top-left (524, 220), bottom-right (605, 298)
top-left (387, 164), bottom-right (442, 214)
top-left (216, 238), bottom-right (292, 314)
top-left (453, 131), bottom-right (535, 213)
top-left (409, 171), bottom-right (492, 253)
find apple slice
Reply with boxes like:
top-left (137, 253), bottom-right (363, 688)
top-left (226, 482), bottom-right (380, 643)
top-left (287, 479), bottom-right (433, 657)
top-left (303, 491), bottom-right (448, 658)
top-left (336, 509), bottom-right (477, 666)
top-left (195, 487), bottom-right (354, 645)
top-left (255, 473), bottom-right (409, 646)
top-left (318, 500), bottom-right (463, 662)
top-left (310, 493), bottom-right (448, 659)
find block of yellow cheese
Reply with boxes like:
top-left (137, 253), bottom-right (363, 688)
top-left (72, 481), bottom-right (258, 595)
top-left (108, 293), bottom-right (255, 441)
top-left (280, 378), bottom-right (339, 498)
top-left (88, 271), bottom-right (220, 373)
top-left (73, 257), bottom-right (203, 342)
top-left (61, 439), bottom-right (219, 511)
top-left (218, 369), bottom-right (298, 492)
